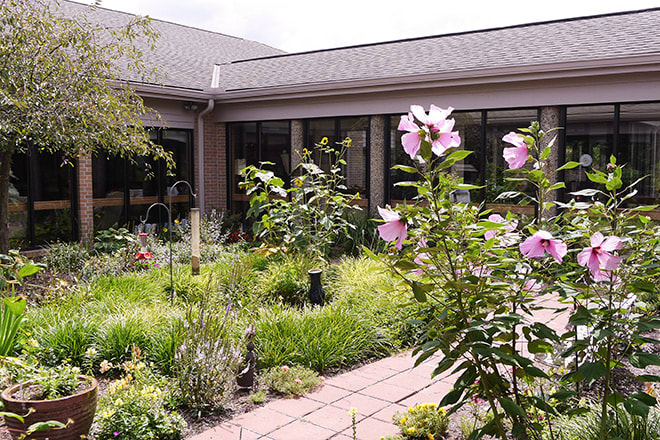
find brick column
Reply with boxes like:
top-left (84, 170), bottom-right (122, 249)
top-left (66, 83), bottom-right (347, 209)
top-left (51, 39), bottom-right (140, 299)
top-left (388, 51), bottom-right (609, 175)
top-left (540, 106), bottom-right (561, 216)
top-left (202, 119), bottom-right (226, 212)
top-left (77, 153), bottom-right (94, 246)
top-left (369, 115), bottom-right (386, 211)
top-left (290, 120), bottom-right (304, 172)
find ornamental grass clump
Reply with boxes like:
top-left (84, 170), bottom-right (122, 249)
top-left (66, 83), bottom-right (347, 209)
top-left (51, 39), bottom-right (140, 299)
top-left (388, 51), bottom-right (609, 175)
top-left (260, 365), bottom-right (322, 397)
top-left (173, 279), bottom-right (243, 414)
top-left (375, 104), bottom-right (660, 439)
top-left (392, 403), bottom-right (449, 439)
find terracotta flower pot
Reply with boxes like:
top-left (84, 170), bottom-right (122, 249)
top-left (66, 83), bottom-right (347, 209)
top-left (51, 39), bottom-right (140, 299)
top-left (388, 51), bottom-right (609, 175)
top-left (1, 375), bottom-right (98, 440)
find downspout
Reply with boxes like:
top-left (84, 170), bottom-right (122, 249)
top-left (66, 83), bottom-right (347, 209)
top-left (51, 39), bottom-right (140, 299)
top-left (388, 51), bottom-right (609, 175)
top-left (197, 98), bottom-right (214, 213)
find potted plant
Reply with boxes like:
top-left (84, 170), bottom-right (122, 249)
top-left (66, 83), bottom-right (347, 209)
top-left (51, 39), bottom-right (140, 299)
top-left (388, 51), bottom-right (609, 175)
top-left (1, 365), bottom-right (98, 440)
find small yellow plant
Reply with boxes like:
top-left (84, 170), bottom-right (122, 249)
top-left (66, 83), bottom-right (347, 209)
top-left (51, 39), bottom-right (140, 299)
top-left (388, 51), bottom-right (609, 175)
top-left (392, 403), bottom-right (449, 439)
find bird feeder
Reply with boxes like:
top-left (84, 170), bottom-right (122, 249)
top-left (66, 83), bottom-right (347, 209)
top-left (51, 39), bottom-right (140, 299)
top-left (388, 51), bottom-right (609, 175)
top-left (190, 208), bottom-right (200, 275)
top-left (135, 232), bottom-right (153, 260)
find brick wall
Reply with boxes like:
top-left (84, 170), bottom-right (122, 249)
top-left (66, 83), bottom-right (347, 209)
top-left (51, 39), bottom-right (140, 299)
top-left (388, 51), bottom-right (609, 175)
top-left (77, 153), bottom-right (94, 245)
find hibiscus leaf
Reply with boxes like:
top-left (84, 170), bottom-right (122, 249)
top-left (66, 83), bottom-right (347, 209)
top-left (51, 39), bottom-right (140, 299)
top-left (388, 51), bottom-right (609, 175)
top-left (411, 282), bottom-right (428, 303)
top-left (391, 165), bottom-right (418, 174)
top-left (557, 161), bottom-right (580, 171)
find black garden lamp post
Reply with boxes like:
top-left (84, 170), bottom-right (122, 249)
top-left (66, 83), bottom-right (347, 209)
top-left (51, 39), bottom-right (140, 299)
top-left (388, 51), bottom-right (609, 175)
top-left (308, 268), bottom-right (325, 305)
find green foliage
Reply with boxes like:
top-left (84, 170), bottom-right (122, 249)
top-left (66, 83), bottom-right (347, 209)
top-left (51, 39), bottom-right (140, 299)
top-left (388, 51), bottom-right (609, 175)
top-left (0, 250), bottom-right (42, 291)
top-left (95, 365), bottom-right (185, 440)
top-left (149, 322), bottom-right (183, 377)
top-left (255, 303), bottom-right (392, 372)
top-left (42, 242), bottom-right (90, 274)
top-left (19, 364), bottom-right (83, 400)
top-left (94, 227), bottom-right (137, 254)
top-left (33, 317), bottom-right (97, 368)
top-left (392, 403), bottom-right (449, 439)
top-left (173, 283), bottom-right (243, 412)
top-left (337, 209), bottom-right (389, 256)
top-left (258, 254), bottom-right (319, 306)
top-left (96, 314), bottom-right (151, 366)
top-left (327, 257), bottom-right (422, 347)
top-left (547, 404), bottom-right (660, 440)
top-left (242, 138), bottom-right (362, 260)
top-left (249, 390), bottom-right (266, 404)
top-left (259, 365), bottom-right (322, 397)
top-left (382, 108), bottom-right (660, 440)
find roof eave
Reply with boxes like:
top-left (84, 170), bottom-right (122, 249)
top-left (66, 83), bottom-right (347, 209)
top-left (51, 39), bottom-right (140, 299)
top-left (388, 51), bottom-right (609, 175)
top-left (213, 54), bottom-right (660, 103)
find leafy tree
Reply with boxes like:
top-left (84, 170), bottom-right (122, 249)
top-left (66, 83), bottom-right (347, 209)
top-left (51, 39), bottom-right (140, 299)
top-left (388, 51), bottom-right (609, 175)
top-left (0, 0), bottom-right (173, 251)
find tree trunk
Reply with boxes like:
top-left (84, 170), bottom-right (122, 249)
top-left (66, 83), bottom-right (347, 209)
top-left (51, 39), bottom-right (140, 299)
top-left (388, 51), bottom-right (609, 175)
top-left (0, 149), bottom-right (13, 253)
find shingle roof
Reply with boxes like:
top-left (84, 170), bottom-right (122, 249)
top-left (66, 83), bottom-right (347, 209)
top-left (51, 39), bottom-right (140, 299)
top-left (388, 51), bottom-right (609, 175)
top-left (56, 0), bottom-right (285, 91)
top-left (216, 8), bottom-right (660, 93)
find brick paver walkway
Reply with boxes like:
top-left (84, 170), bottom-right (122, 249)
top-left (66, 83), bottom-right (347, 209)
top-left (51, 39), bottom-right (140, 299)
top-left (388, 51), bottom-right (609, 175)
top-left (192, 294), bottom-right (568, 440)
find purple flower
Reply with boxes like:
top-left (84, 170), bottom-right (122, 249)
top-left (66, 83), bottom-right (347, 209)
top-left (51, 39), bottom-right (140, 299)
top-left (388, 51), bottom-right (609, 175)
top-left (113, 432), bottom-right (119, 437)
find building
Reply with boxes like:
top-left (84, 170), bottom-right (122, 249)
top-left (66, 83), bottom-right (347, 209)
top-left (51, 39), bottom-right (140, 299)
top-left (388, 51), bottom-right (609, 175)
top-left (7, 2), bottom-right (660, 248)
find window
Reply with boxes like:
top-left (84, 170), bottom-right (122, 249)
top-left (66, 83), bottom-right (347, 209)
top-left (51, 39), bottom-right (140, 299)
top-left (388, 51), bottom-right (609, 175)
top-left (92, 128), bottom-right (193, 232)
top-left (229, 121), bottom-right (291, 213)
top-left (305, 117), bottom-right (369, 198)
top-left (618, 103), bottom-right (660, 205)
top-left (8, 149), bottom-right (75, 248)
top-left (564, 105), bottom-right (615, 201)
top-left (485, 109), bottom-right (539, 206)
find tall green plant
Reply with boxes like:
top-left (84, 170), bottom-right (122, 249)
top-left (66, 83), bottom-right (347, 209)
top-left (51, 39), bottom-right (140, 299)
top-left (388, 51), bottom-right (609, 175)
top-left (241, 137), bottom-right (361, 260)
top-left (374, 104), bottom-right (660, 439)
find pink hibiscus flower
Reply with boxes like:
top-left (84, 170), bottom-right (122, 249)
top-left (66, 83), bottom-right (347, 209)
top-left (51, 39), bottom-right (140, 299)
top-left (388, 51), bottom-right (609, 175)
top-left (377, 206), bottom-right (407, 249)
top-left (502, 132), bottom-right (529, 169)
top-left (399, 105), bottom-right (461, 158)
top-left (484, 214), bottom-right (518, 246)
top-left (520, 230), bottom-right (567, 263)
top-left (413, 238), bottom-right (432, 274)
top-left (431, 118), bottom-right (461, 157)
top-left (398, 112), bottom-right (424, 159)
top-left (577, 232), bottom-right (622, 279)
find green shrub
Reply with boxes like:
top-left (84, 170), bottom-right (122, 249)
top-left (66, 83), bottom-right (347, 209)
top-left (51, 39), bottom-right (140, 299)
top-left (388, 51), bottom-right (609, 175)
top-left (94, 227), bottom-right (136, 254)
top-left (34, 317), bottom-right (96, 368)
top-left (255, 303), bottom-right (392, 372)
top-left (42, 242), bottom-right (90, 274)
top-left (546, 404), bottom-right (660, 440)
top-left (95, 364), bottom-right (185, 440)
top-left (260, 365), bottom-right (321, 397)
top-left (392, 403), bottom-right (449, 439)
top-left (258, 255), bottom-right (319, 306)
top-left (173, 288), bottom-right (243, 412)
top-left (96, 315), bottom-right (150, 366)
top-left (249, 390), bottom-right (266, 404)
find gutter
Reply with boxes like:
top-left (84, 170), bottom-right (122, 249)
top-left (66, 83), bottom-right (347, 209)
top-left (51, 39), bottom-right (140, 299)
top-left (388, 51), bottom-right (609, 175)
top-left (197, 99), bottom-right (215, 213)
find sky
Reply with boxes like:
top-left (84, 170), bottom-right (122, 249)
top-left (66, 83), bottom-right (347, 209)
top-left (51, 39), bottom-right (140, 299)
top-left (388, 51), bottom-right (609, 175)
top-left (79, 0), bottom-right (660, 53)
